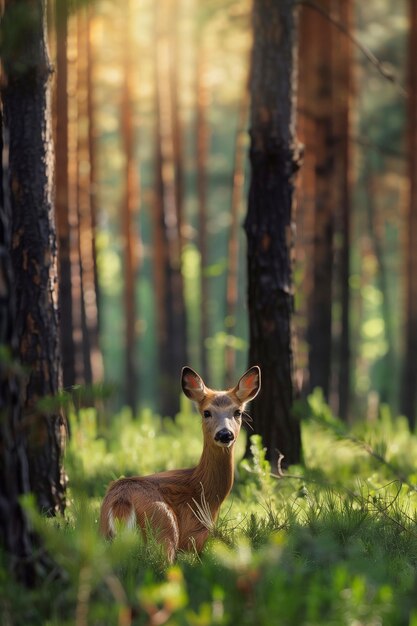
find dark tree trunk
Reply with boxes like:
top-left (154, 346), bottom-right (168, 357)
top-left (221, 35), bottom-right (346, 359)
top-left (245, 0), bottom-right (302, 467)
top-left (121, 0), bottom-right (139, 413)
top-left (2, 0), bottom-right (66, 515)
top-left (0, 104), bottom-right (36, 585)
top-left (335, 0), bottom-right (353, 421)
top-left (400, 0), bottom-right (417, 429)
top-left (55, 0), bottom-right (75, 390)
top-left (86, 4), bottom-right (103, 383)
top-left (294, 3), bottom-right (317, 396)
top-left (306, 0), bottom-right (335, 402)
top-left (76, 7), bottom-right (103, 387)
top-left (153, 0), bottom-right (187, 416)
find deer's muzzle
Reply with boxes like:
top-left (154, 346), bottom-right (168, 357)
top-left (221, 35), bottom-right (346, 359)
top-left (215, 428), bottom-right (234, 444)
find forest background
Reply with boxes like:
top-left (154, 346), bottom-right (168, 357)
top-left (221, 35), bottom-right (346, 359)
top-left (2, 0), bottom-right (417, 624)
top-left (44, 0), bottom-right (411, 425)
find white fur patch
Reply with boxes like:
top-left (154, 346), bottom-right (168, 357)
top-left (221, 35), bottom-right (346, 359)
top-left (108, 505), bottom-right (136, 534)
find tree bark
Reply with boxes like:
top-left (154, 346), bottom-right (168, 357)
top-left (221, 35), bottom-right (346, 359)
top-left (245, 0), bottom-right (302, 466)
top-left (306, 0), bottom-right (335, 401)
top-left (86, 4), bottom-right (103, 380)
top-left (335, 0), bottom-right (353, 421)
top-left (225, 90), bottom-right (249, 386)
top-left (1, 0), bottom-right (66, 514)
top-left (153, 0), bottom-right (187, 416)
top-left (0, 103), bottom-right (37, 585)
top-left (121, 0), bottom-right (139, 413)
top-left (400, 0), bottom-right (417, 429)
top-left (195, 28), bottom-right (210, 380)
top-left (55, 0), bottom-right (75, 390)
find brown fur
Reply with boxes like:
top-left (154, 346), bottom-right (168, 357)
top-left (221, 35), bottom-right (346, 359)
top-left (99, 366), bottom-right (261, 562)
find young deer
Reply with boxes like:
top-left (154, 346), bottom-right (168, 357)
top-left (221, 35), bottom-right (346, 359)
top-left (99, 366), bottom-right (261, 562)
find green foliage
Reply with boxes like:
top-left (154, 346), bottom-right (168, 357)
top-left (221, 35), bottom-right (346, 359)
top-left (4, 399), bottom-right (417, 625)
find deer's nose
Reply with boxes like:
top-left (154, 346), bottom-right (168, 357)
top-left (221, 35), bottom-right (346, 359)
top-left (215, 428), bottom-right (234, 444)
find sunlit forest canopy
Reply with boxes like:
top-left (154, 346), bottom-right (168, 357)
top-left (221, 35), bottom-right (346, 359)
top-left (2, 0), bottom-right (411, 420)
top-left (54, 0), bottom-right (407, 422)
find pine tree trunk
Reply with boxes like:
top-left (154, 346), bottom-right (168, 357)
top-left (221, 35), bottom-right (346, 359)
top-left (401, 0), bottom-right (417, 429)
top-left (67, 14), bottom-right (85, 384)
top-left (55, 0), bottom-right (76, 389)
top-left (86, 5), bottom-right (103, 382)
top-left (195, 32), bottom-right (210, 380)
top-left (121, 0), bottom-right (139, 413)
top-left (0, 105), bottom-right (37, 584)
top-left (306, 0), bottom-right (334, 401)
top-left (153, 0), bottom-right (187, 415)
top-left (245, 0), bottom-right (302, 466)
top-left (365, 161), bottom-right (394, 406)
top-left (225, 90), bottom-right (248, 386)
top-left (2, 0), bottom-right (66, 514)
top-left (335, 0), bottom-right (353, 421)
top-left (76, 10), bottom-right (93, 387)
top-left (295, 3), bottom-right (317, 396)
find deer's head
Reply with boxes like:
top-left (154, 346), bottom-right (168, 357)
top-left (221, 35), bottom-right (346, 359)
top-left (181, 366), bottom-right (261, 448)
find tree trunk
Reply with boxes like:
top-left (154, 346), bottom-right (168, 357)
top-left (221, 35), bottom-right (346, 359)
top-left (153, 0), bottom-right (187, 415)
top-left (225, 90), bottom-right (249, 386)
top-left (306, 0), bottom-right (334, 401)
top-left (294, 3), bottom-right (317, 396)
top-left (365, 159), bottom-right (394, 407)
top-left (195, 29), bottom-right (210, 380)
top-left (86, 4), bottom-right (103, 380)
top-left (245, 0), bottom-right (302, 467)
top-left (67, 13), bottom-right (85, 384)
top-left (121, 0), bottom-right (139, 413)
top-left (2, 0), bottom-right (66, 514)
top-left (335, 0), bottom-right (353, 421)
top-left (76, 8), bottom-right (93, 387)
top-left (400, 0), bottom-right (417, 429)
top-left (55, 0), bottom-right (75, 390)
top-left (0, 103), bottom-right (37, 584)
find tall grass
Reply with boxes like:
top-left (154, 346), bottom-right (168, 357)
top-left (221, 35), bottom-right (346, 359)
top-left (2, 391), bottom-right (417, 625)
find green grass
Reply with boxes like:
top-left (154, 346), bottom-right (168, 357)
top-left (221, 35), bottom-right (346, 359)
top-left (3, 390), bottom-right (417, 625)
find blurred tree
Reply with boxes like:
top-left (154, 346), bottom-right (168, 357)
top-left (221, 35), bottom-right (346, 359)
top-left (121, 0), bottom-right (140, 412)
top-left (195, 8), bottom-right (210, 380)
top-left (305, 0), bottom-right (335, 403)
top-left (334, 0), bottom-right (353, 421)
top-left (55, 0), bottom-right (76, 389)
top-left (245, 0), bottom-right (302, 465)
top-left (1, 0), bottom-right (67, 513)
top-left (77, 8), bottom-right (93, 385)
top-left (295, 3), bottom-right (317, 396)
top-left (86, 4), bottom-right (102, 360)
top-left (401, 0), bottom-right (417, 429)
top-left (225, 90), bottom-right (248, 386)
top-left (153, 0), bottom-right (188, 416)
top-left (67, 11), bottom-right (85, 384)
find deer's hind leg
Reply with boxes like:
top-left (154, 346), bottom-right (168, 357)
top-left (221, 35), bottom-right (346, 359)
top-left (138, 500), bottom-right (180, 563)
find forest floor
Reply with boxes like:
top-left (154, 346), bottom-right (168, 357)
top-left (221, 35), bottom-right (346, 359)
top-left (3, 391), bottom-right (417, 625)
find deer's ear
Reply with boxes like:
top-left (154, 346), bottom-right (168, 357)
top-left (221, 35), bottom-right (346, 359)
top-left (234, 366), bottom-right (261, 403)
top-left (181, 367), bottom-right (207, 402)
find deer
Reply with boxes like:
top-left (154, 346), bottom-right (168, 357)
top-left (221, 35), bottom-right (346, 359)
top-left (99, 365), bottom-right (261, 562)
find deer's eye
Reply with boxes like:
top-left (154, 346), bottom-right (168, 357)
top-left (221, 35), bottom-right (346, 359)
top-left (234, 410), bottom-right (242, 418)
top-left (203, 410), bottom-right (212, 418)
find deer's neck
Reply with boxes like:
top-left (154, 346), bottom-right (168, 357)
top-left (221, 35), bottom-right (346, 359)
top-left (191, 443), bottom-right (235, 516)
